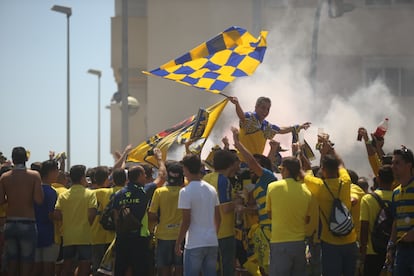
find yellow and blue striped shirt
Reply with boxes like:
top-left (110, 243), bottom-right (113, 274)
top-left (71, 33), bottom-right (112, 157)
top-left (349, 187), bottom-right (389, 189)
top-left (392, 178), bottom-right (414, 240)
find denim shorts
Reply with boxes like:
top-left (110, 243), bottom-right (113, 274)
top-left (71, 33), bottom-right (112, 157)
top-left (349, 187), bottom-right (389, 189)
top-left (156, 239), bottom-right (183, 267)
top-left (62, 245), bottom-right (92, 261)
top-left (4, 219), bottom-right (37, 262)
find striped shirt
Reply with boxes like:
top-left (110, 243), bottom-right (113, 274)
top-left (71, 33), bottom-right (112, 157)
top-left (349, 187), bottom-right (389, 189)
top-left (253, 168), bottom-right (277, 226)
top-left (392, 177), bottom-right (414, 240)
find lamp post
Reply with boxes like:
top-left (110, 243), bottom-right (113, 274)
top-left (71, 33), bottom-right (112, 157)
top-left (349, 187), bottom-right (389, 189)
top-left (87, 69), bottom-right (102, 166)
top-left (51, 5), bottom-right (72, 171)
top-left (121, 0), bottom-right (129, 149)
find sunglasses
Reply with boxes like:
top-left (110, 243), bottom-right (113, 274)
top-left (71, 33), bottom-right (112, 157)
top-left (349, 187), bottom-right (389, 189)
top-left (395, 146), bottom-right (414, 164)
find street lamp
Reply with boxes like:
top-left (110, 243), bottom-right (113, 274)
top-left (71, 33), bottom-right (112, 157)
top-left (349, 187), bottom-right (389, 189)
top-left (87, 69), bottom-right (102, 166)
top-left (121, 0), bottom-right (129, 149)
top-left (51, 5), bottom-right (72, 171)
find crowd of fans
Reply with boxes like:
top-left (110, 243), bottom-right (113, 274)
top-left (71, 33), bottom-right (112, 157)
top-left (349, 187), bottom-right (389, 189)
top-left (0, 96), bottom-right (413, 276)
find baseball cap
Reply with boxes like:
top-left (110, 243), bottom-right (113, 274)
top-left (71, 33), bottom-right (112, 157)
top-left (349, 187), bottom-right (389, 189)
top-left (167, 162), bottom-right (184, 185)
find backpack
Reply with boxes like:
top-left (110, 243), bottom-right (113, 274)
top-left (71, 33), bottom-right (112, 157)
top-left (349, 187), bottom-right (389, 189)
top-left (100, 196), bottom-right (116, 231)
top-left (370, 192), bottom-right (393, 254)
top-left (322, 180), bottom-right (354, 236)
top-left (116, 206), bottom-right (142, 234)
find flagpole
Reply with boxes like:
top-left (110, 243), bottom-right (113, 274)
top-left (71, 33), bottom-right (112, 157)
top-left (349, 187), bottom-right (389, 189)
top-left (218, 92), bottom-right (230, 98)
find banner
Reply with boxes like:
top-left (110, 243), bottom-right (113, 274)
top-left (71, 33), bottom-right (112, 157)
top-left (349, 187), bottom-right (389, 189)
top-left (127, 98), bottom-right (229, 166)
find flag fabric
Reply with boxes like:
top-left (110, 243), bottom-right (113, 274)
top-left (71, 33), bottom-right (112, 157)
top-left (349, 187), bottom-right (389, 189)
top-left (127, 98), bottom-right (229, 166)
top-left (302, 139), bottom-right (316, 161)
top-left (143, 26), bottom-right (268, 94)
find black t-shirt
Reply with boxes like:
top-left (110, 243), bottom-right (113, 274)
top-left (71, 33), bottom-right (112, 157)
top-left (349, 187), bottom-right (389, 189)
top-left (112, 182), bottom-right (148, 234)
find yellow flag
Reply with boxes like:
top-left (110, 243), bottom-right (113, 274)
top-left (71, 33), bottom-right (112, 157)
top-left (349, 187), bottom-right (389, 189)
top-left (127, 98), bottom-right (228, 166)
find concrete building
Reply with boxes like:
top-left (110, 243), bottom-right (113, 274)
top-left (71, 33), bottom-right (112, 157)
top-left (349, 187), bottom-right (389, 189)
top-left (109, 0), bottom-right (414, 164)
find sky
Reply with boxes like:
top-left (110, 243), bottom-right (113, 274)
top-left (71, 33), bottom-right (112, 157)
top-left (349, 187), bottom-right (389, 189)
top-left (0, 0), bottom-right (117, 168)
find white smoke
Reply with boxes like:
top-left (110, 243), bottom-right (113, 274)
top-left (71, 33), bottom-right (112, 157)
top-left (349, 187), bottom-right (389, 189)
top-left (205, 7), bottom-right (409, 184)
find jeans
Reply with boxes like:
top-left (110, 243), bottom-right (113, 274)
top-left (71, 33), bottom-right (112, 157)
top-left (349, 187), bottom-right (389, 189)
top-left (321, 241), bottom-right (358, 276)
top-left (218, 236), bottom-right (235, 276)
top-left (184, 246), bottom-right (218, 276)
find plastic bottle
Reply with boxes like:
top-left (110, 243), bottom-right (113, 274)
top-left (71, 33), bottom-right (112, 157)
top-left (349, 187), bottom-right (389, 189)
top-left (374, 118), bottom-right (389, 139)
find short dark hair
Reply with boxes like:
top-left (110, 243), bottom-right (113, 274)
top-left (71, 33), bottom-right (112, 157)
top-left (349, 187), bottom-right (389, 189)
top-left (181, 154), bottom-right (201, 174)
top-left (112, 168), bottom-right (127, 186)
top-left (40, 160), bottom-right (58, 178)
top-left (140, 163), bottom-right (153, 179)
top-left (321, 154), bottom-right (339, 175)
top-left (70, 165), bottom-right (86, 183)
top-left (347, 169), bottom-right (359, 185)
top-left (378, 164), bottom-right (394, 186)
top-left (255, 97), bottom-right (271, 106)
top-left (213, 150), bottom-right (238, 171)
top-left (86, 167), bottom-right (96, 184)
top-left (253, 154), bottom-right (272, 171)
top-left (30, 162), bottom-right (42, 173)
top-left (94, 166), bottom-right (109, 185)
top-left (281, 157), bottom-right (301, 179)
top-left (357, 177), bottom-right (369, 192)
top-left (12, 147), bottom-right (28, 164)
top-left (393, 147), bottom-right (414, 167)
top-left (128, 165), bottom-right (145, 183)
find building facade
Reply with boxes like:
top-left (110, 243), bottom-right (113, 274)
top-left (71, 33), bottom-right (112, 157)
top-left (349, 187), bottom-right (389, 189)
top-left (110, 0), bottom-right (414, 157)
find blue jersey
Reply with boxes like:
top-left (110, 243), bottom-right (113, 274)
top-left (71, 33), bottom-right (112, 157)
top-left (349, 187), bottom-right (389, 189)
top-left (34, 184), bottom-right (58, 247)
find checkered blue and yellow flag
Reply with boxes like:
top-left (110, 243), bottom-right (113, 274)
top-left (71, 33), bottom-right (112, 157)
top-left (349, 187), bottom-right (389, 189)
top-left (143, 26), bottom-right (268, 93)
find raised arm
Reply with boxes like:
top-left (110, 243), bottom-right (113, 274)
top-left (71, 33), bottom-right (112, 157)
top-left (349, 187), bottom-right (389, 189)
top-left (153, 147), bottom-right (166, 187)
top-left (229, 96), bottom-right (246, 123)
top-left (277, 122), bottom-right (311, 134)
top-left (231, 127), bottom-right (263, 176)
top-left (267, 139), bottom-right (280, 166)
top-left (358, 127), bottom-right (377, 156)
top-left (113, 144), bottom-right (133, 170)
top-left (221, 136), bottom-right (230, 151)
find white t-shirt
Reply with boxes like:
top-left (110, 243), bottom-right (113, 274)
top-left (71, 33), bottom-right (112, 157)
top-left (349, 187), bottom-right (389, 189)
top-left (178, 180), bottom-right (219, 249)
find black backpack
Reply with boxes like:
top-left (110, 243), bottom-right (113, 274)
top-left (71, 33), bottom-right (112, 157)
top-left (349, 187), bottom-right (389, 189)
top-left (322, 181), bottom-right (354, 236)
top-left (370, 192), bottom-right (393, 255)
